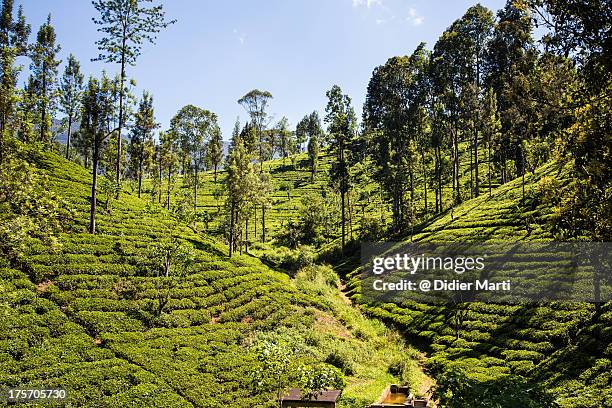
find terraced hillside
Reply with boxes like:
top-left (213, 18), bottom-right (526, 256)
top-left (153, 140), bottom-right (611, 406)
top-left (164, 141), bottom-right (496, 243)
top-left (345, 161), bottom-right (612, 407)
top-left (0, 150), bottom-right (426, 407)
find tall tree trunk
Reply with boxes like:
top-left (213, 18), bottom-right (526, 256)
top-left (409, 167), bottom-right (414, 204)
top-left (422, 149), bottom-right (428, 218)
top-left (116, 39), bottom-right (126, 187)
top-left (158, 158), bottom-right (162, 204)
top-left (89, 140), bottom-right (99, 234)
top-left (167, 169), bottom-right (171, 210)
top-left (488, 140), bottom-right (492, 196)
top-left (40, 65), bottom-right (47, 142)
top-left (341, 190), bottom-right (346, 252)
top-left (474, 128), bottom-right (479, 198)
top-left (194, 164), bottom-right (198, 228)
top-left (66, 115), bottom-right (73, 159)
top-left (348, 191), bottom-right (353, 241)
top-left (521, 147), bottom-right (525, 201)
top-left (454, 123), bottom-right (460, 203)
top-left (261, 205), bottom-right (266, 243)
top-left (137, 160), bottom-right (143, 198)
top-left (436, 145), bottom-right (442, 213)
top-left (245, 217), bottom-right (249, 253)
top-left (229, 203), bottom-right (235, 257)
top-left (213, 164), bottom-right (218, 183)
top-left (469, 137), bottom-right (474, 199)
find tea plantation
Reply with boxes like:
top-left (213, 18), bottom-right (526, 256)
top-left (185, 148), bottom-right (611, 407)
top-left (344, 161), bottom-right (612, 408)
top-left (0, 151), bottom-right (425, 407)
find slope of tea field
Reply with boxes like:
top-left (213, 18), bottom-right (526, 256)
top-left (0, 150), bottom-right (426, 407)
top-left (346, 161), bottom-right (612, 407)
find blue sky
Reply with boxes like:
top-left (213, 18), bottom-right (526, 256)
top-left (19, 0), bottom-right (506, 140)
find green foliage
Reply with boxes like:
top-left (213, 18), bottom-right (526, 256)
top-left (434, 367), bottom-right (558, 408)
top-left (0, 144), bottom-right (71, 262)
top-left (276, 193), bottom-right (337, 247)
top-left (29, 14), bottom-right (61, 143)
top-left (298, 364), bottom-right (345, 399)
top-left (99, 173), bottom-right (121, 212)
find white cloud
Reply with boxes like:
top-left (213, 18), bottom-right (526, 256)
top-left (375, 18), bottom-right (386, 24)
top-left (233, 28), bottom-right (246, 45)
top-left (352, 0), bottom-right (383, 8)
top-left (407, 7), bottom-right (424, 26)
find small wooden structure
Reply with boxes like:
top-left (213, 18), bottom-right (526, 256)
top-left (281, 388), bottom-right (342, 408)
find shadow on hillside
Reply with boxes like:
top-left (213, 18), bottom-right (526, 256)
top-left (184, 237), bottom-right (227, 258)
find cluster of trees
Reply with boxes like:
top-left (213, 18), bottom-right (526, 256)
top-left (224, 89), bottom-right (326, 255)
top-left (1, 0), bottom-right (608, 254)
top-left (0, 0), bottom-right (177, 234)
top-left (297, 0), bottom-right (609, 248)
top-left (223, 0), bottom-right (609, 254)
top-left (360, 2), bottom-right (573, 232)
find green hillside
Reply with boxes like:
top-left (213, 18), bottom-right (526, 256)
top-left (343, 161), bottom-right (612, 408)
top-left (162, 139), bottom-right (494, 245)
top-left (1, 150), bottom-right (427, 407)
top-left (162, 136), bottom-right (611, 407)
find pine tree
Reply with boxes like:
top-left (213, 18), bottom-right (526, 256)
top-left (0, 1), bottom-right (29, 165)
top-left (325, 85), bottom-right (356, 252)
top-left (29, 14), bottom-right (61, 143)
top-left (129, 91), bottom-right (158, 198)
top-left (59, 54), bottom-right (84, 159)
top-left (207, 123), bottom-right (223, 183)
top-left (92, 0), bottom-right (175, 185)
top-left (80, 75), bottom-right (116, 234)
top-left (225, 138), bottom-right (257, 256)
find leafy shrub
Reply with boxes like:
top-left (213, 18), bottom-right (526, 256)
top-left (325, 350), bottom-right (355, 375)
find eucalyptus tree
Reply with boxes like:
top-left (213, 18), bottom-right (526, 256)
top-left (307, 129), bottom-right (319, 182)
top-left (159, 129), bottom-right (179, 210)
top-left (0, 0), bottom-right (29, 165)
top-left (29, 14), bottom-right (61, 143)
top-left (481, 87), bottom-right (501, 196)
top-left (59, 54), bottom-right (84, 159)
top-left (170, 105), bottom-right (217, 226)
top-left (429, 99), bottom-right (447, 213)
top-left (485, 1), bottom-right (534, 184)
top-left (431, 26), bottom-right (465, 204)
top-left (274, 116), bottom-right (294, 160)
top-left (325, 85), bottom-right (356, 251)
top-left (225, 138), bottom-right (257, 256)
top-left (363, 43), bottom-right (429, 230)
top-left (207, 123), bottom-right (223, 182)
top-left (297, 111), bottom-right (322, 180)
top-left (128, 91), bottom-right (158, 198)
top-left (92, 0), bottom-right (175, 185)
top-left (456, 4), bottom-right (494, 197)
top-left (238, 89), bottom-right (273, 239)
top-left (237, 89), bottom-right (273, 169)
top-left (80, 75), bottom-right (116, 234)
